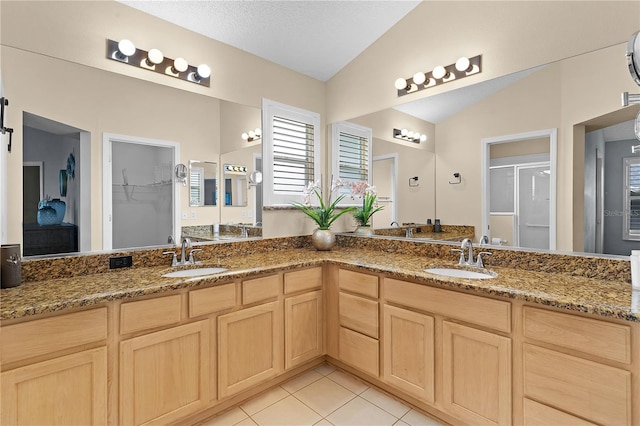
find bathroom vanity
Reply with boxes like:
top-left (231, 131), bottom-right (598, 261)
top-left (1, 236), bottom-right (638, 425)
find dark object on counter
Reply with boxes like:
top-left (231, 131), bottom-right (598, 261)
top-left (433, 219), bottom-right (442, 233)
top-left (110, 255), bottom-right (133, 269)
top-left (426, 219), bottom-right (432, 225)
top-left (1, 244), bottom-right (21, 288)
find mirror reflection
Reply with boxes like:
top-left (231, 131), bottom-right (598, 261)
top-left (222, 164), bottom-right (247, 207)
top-left (189, 160), bottom-right (218, 207)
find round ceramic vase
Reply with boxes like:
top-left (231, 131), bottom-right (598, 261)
top-left (311, 229), bottom-right (335, 251)
top-left (354, 225), bottom-right (375, 236)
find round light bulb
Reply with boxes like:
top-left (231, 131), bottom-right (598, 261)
top-left (432, 65), bottom-right (447, 79)
top-left (394, 77), bottom-right (408, 90)
top-left (117, 39), bottom-right (136, 57)
top-left (248, 130), bottom-right (256, 139)
top-left (413, 72), bottom-right (426, 85)
top-left (420, 134), bottom-right (428, 142)
top-left (254, 128), bottom-right (262, 136)
top-left (196, 64), bottom-right (211, 79)
top-left (407, 131), bottom-right (414, 139)
top-left (413, 133), bottom-right (421, 141)
top-left (146, 48), bottom-right (164, 65)
top-left (241, 133), bottom-right (249, 141)
top-left (455, 56), bottom-right (471, 72)
top-left (173, 57), bottom-right (188, 73)
top-left (401, 128), bottom-right (408, 136)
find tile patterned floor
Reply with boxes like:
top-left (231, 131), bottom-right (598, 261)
top-left (202, 363), bottom-right (445, 426)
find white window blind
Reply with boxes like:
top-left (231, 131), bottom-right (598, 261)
top-left (262, 99), bottom-right (321, 206)
top-left (190, 166), bottom-right (204, 206)
top-left (331, 122), bottom-right (372, 204)
top-left (624, 157), bottom-right (640, 240)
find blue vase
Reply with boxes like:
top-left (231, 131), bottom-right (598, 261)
top-left (37, 199), bottom-right (66, 224)
top-left (37, 206), bottom-right (58, 226)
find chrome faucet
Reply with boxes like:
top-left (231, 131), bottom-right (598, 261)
top-left (239, 224), bottom-right (248, 238)
top-left (390, 221), bottom-right (399, 227)
top-left (405, 226), bottom-right (414, 238)
top-left (180, 237), bottom-right (192, 264)
top-left (479, 235), bottom-right (489, 246)
top-left (452, 238), bottom-right (492, 267)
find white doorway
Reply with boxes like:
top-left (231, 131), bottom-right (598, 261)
top-left (373, 154), bottom-right (397, 228)
top-left (102, 134), bottom-right (180, 250)
top-left (482, 129), bottom-right (557, 250)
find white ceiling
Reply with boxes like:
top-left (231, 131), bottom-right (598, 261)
top-left (119, 0), bottom-right (421, 82)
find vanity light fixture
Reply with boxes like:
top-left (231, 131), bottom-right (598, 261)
top-left (224, 164), bottom-right (247, 174)
top-left (106, 39), bottom-right (211, 87)
top-left (393, 128), bottom-right (427, 143)
top-left (241, 128), bottom-right (262, 142)
top-left (395, 54), bottom-right (482, 97)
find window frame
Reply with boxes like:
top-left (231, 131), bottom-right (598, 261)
top-left (623, 156), bottom-right (640, 241)
top-left (331, 121), bottom-right (372, 206)
top-left (262, 98), bottom-right (321, 206)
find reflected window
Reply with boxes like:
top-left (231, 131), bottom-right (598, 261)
top-left (189, 161), bottom-right (217, 207)
top-left (331, 122), bottom-right (372, 203)
top-left (624, 157), bottom-right (640, 241)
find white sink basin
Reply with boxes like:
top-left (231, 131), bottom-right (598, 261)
top-left (424, 268), bottom-right (496, 279)
top-left (162, 267), bottom-right (228, 278)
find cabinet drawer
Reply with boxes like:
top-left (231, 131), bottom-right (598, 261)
top-left (242, 274), bottom-right (280, 305)
top-left (339, 269), bottom-right (378, 298)
top-left (523, 306), bottom-right (631, 363)
top-left (189, 283), bottom-right (237, 317)
top-left (1, 308), bottom-right (107, 365)
top-left (339, 292), bottom-right (379, 338)
top-left (385, 278), bottom-right (511, 333)
top-left (523, 344), bottom-right (631, 425)
top-left (284, 267), bottom-right (322, 294)
top-left (121, 295), bottom-right (181, 334)
top-left (523, 398), bottom-right (597, 426)
top-left (339, 327), bottom-right (379, 377)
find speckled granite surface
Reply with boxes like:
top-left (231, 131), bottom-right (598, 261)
top-left (2, 235), bottom-right (637, 322)
top-left (374, 224), bottom-right (474, 242)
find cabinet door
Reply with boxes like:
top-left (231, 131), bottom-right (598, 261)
top-left (218, 301), bottom-right (282, 398)
top-left (120, 321), bottom-right (210, 426)
top-left (285, 290), bottom-right (324, 369)
top-left (1, 347), bottom-right (107, 426)
top-left (383, 305), bottom-right (434, 403)
top-left (442, 321), bottom-right (511, 426)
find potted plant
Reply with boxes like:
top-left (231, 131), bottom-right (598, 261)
top-left (291, 179), bottom-right (356, 250)
top-left (346, 181), bottom-right (384, 235)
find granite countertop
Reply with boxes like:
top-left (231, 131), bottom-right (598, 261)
top-left (2, 247), bottom-right (638, 323)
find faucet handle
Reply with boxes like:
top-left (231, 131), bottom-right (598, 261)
top-left (476, 251), bottom-right (492, 268)
top-left (163, 251), bottom-right (178, 267)
top-left (188, 248), bottom-right (203, 264)
top-left (451, 248), bottom-right (466, 265)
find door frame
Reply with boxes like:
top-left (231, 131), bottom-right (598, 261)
top-left (373, 153), bottom-right (398, 226)
top-left (481, 129), bottom-right (557, 250)
top-left (102, 133), bottom-right (180, 250)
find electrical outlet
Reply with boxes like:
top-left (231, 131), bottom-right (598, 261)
top-left (190, 211), bottom-right (196, 219)
top-left (247, 211), bottom-right (253, 217)
top-left (241, 211), bottom-right (247, 218)
top-left (181, 211), bottom-right (188, 220)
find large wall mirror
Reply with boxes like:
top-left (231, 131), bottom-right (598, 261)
top-left (341, 43), bottom-right (640, 256)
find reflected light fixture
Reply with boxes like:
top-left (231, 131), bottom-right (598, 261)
top-left (393, 128), bottom-right (427, 143)
top-left (395, 55), bottom-right (482, 97)
top-left (241, 128), bottom-right (262, 142)
top-left (106, 38), bottom-right (211, 87)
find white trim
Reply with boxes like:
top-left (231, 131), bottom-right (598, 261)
top-left (262, 98), bottom-right (321, 206)
top-left (252, 152), bottom-right (262, 224)
top-left (102, 133), bottom-right (180, 250)
top-left (373, 153), bottom-right (398, 225)
top-left (481, 128), bottom-right (557, 250)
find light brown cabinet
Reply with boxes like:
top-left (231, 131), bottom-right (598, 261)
top-left (442, 321), bottom-right (512, 425)
top-left (1, 347), bottom-right (107, 426)
top-left (218, 301), bottom-right (282, 398)
top-left (285, 289), bottom-right (323, 369)
top-left (383, 305), bottom-right (435, 403)
top-left (120, 320), bottom-right (210, 425)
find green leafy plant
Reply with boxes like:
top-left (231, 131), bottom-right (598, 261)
top-left (291, 180), bottom-right (356, 230)
top-left (347, 181), bottom-right (384, 226)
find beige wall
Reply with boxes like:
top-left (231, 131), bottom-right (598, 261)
top-left (490, 138), bottom-right (549, 159)
top-left (326, 1), bottom-right (640, 123)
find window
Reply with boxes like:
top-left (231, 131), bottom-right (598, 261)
top-left (190, 166), bottom-right (204, 206)
top-left (262, 99), bottom-right (321, 206)
top-left (331, 122), bottom-right (372, 203)
top-left (623, 157), bottom-right (640, 241)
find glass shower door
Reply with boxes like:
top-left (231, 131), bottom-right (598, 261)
top-left (517, 165), bottom-right (550, 249)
